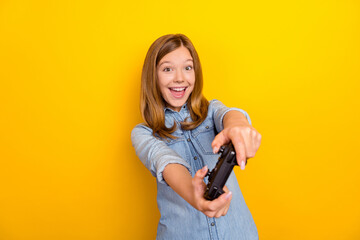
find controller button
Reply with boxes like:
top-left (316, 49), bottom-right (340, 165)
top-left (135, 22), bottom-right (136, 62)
top-left (219, 146), bottom-right (225, 153)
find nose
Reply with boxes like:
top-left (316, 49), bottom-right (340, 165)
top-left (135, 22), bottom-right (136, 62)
top-left (174, 69), bottom-right (184, 83)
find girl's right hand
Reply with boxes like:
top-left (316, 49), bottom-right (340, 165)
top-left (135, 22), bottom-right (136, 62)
top-left (191, 166), bottom-right (232, 218)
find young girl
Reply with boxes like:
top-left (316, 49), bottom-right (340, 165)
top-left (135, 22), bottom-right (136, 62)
top-left (131, 34), bottom-right (261, 240)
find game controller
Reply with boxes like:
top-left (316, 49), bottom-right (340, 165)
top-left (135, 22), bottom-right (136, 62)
top-left (204, 143), bottom-right (244, 200)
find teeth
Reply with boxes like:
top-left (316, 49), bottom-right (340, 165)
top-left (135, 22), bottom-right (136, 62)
top-left (170, 87), bottom-right (186, 92)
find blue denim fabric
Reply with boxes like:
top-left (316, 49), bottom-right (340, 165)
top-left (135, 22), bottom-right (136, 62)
top-left (131, 99), bottom-right (258, 240)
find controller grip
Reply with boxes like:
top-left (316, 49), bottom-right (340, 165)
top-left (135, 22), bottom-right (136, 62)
top-left (204, 143), bottom-right (238, 200)
top-left (204, 185), bottom-right (225, 200)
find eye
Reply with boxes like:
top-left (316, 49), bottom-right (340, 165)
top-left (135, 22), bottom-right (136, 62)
top-left (163, 67), bottom-right (172, 72)
top-left (185, 66), bottom-right (193, 71)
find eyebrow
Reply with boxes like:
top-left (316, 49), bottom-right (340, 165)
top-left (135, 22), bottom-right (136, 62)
top-left (158, 59), bottom-right (193, 67)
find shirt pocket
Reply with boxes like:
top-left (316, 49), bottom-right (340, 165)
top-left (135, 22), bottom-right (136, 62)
top-left (192, 119), bottom-right (217, 155)
top-left (163, 134), bottom-right (191, 165)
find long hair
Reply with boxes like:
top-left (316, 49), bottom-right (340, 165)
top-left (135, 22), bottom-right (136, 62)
top-left (140, 34), bottom-right (209, 139)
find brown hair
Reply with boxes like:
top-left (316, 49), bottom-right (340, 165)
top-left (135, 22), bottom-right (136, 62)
top-left (140, 34), bottom-right (209, 139)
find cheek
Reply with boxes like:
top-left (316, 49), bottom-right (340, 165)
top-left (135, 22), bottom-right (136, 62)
top-left (190, 73), bottom-right (196, 85)
top-left (185, 72), bottom-right (195, 83)
top-left (158, 73), bottom-right (174, 84)
top-left (156, 77), bottom-right (166, 96)
top-left (158, 86), bottom-right (168, 101)
top-left (157, 74), bottom-right (167, 88)
top-left (159, 84), bottom-right (169, 97)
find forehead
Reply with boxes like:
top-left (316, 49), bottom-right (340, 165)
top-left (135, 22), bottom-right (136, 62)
top-left (159, 46), bottom-right (193, 63)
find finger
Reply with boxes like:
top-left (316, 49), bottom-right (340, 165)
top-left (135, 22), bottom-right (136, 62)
top-left (223, 198), bottom-right (231, 216)
top-left (211, 131), bottom-right (230, 154)
top-left (223, 205), bottom-right (230, 215)
top-left (247, 131), bottom-right (261, 165)
top-left (203, 191), bottom-right (232, 218)
top-left (251, 130), bottom-right (257, 155)
top-left (232, 136), bottom-right (247, 168)
top-left (222, 185), bottom-right (231, 215)
top-left (243, 127), bottom-right (256, 159)
top-left (206, 191), bottom-right (232, 212)
top-left (215, 210), bottom-right (223, 218)
top-left (215, 194), bottom-right (232, 218)
top-left (223, 186), bottom-right (232, 216)
top-left (255, 132), bottom-right (262, 151)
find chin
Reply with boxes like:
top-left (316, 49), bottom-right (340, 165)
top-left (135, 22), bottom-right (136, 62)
top-left (167, 100), bottom-right (186, 111)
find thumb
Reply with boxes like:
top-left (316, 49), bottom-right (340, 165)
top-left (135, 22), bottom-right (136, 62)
top-left (195, 165), bottom-right (208, 179)
top-left (193, 166), bottom-right (208, 194)
top-left (211, 131), bottom-right (229, 154)
top-left (193, 166), bottom-right (208, 185)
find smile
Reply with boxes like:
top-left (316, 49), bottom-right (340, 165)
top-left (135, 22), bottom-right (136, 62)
top-left (169, 87), bottom-right (187, 99)
top-left (169, 87), bottom-right (187, 92)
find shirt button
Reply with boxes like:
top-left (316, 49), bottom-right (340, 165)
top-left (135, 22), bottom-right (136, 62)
top-left (194, 156), bottom-right (197, 160)
top-left (187, 138), bottom-right (191, 142)
top-left (211, 222), bottom-right (215, 226)
top-left (205, 126), bottom-right (209, 129)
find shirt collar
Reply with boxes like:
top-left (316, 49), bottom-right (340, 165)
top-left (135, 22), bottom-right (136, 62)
top-left (164, 102), bottom-right (188, 114)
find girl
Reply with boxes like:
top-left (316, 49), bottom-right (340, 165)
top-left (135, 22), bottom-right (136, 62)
top-left (131, 34), bottom-right (261, 240)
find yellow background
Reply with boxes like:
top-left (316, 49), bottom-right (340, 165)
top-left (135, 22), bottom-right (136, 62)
top-left (1, 0), bottom-right (359, 239)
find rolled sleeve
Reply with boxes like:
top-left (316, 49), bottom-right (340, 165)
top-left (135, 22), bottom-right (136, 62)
top-left (131, 124), bottom-right (191, 184)
top-left (210, 99), bottom-right (252, 133)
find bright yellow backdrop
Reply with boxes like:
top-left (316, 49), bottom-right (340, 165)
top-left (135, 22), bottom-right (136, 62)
top-left (1, 0), bottom-right (359, 239)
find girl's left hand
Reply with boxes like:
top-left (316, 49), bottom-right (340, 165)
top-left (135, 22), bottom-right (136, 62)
top-left (192, 166), bottom-right (232, 218)
top-left (211, 111), bottom-right (261, 169)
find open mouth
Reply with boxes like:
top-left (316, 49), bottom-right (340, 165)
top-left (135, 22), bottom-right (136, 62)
top-left (169, 87), bottom-right (187, 98)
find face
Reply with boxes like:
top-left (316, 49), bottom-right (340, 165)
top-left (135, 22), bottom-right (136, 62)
top-left (157, 46), bottom-right (195, 112)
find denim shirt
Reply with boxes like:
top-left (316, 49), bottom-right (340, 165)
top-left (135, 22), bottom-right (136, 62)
top-left (131, 99), bottom-right (258, 240)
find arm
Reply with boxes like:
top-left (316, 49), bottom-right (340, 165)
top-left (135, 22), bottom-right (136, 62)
top-left (212, 107), bottom-right (262, 169)
top-left (163, 164), bottom-right (232, 218)
top-left (131, 124), bottom-right (191, 183)
top-left (131, 124), bottom-right (232, 218)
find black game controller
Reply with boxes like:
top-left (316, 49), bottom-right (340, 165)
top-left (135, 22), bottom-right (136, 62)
top-left (204, 143), bottom-right (243, 200)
